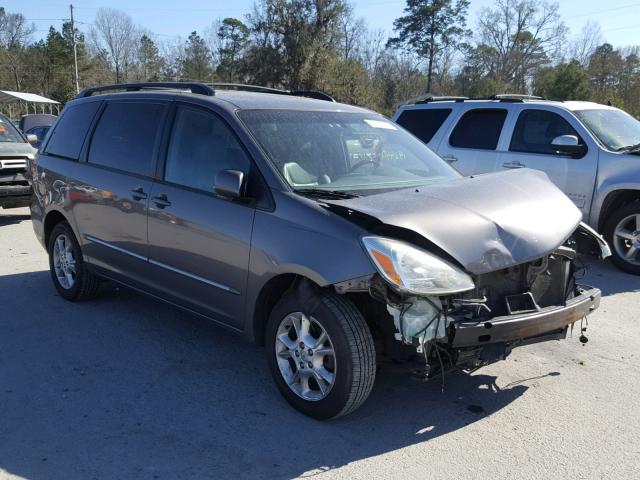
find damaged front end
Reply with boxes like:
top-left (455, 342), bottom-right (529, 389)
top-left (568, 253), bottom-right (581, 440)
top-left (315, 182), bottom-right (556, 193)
top-left (336, 223), bottom-right (606, 377)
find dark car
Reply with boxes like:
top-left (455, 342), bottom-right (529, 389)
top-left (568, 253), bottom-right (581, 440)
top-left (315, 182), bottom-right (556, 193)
top-left (0, 113), bottom-right (37, 210)
top-left (30, 82), bottom-right (608, 419)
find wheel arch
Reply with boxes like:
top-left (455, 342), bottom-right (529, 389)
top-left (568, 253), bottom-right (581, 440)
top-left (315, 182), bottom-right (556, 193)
top-left (43, 209), bottom-right (71, 248)
top-left (597, 189), bottom-right (640, 231)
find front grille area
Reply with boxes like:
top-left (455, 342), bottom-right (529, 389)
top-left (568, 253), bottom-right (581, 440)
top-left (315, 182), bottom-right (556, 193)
top-left (0, 158), bottom-right (28, 171)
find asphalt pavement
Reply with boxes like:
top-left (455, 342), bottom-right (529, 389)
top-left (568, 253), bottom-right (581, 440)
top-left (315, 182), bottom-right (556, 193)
top-left (1, 207), bottom-right (639, 479)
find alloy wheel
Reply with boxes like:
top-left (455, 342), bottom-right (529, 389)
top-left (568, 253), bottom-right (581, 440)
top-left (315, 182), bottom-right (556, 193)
top-left (274, 312), bottom-right (336, 401)
top-left (52, 233), bottom-right (76, 289)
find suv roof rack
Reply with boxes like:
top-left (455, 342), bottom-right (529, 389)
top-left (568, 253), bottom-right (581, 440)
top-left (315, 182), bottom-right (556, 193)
top-left (211, 83), bottom-right (335, 102)
top-left (489, 94), bottom-right (544, 102)
top-left (77, 82), bottom-right (215, 98)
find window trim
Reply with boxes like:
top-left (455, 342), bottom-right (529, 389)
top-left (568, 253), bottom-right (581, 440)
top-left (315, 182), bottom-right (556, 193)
top-left (448, 108), bottom-right (508, 151)
top-left (508, 108), bottom-right (587, 158)
top-left (42, 99), bottom-right (103, 161)
top-left (82, 99), bottom-right (169, 178)
top-left (154, 100), bottom-right (265, 207)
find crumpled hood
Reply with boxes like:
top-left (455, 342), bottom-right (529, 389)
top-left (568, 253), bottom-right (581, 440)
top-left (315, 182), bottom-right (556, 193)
top-left (327, 169), bottom-right (582, 275)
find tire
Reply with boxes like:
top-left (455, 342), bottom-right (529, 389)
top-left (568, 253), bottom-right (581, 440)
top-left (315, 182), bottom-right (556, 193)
top-left (603, 202), bottom-right (640, 275)
top-left (48, 222), bottom-right (100, 300)
top-left (265, 288), bottom-right (376, 420)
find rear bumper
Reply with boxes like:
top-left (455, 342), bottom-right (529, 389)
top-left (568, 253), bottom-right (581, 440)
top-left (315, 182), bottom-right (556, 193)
top-left (452, 287), bottom-right (601, 348)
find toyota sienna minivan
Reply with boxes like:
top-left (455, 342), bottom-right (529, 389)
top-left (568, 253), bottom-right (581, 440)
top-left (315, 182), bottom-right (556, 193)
top-left (30, 82), bottom-right (608, 419)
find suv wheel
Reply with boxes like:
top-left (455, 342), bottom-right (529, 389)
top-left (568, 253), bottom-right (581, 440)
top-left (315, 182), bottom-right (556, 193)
top-left (604, 202), bottom-right (640, 275)
top-left (48, 222), bottom-right (100, 300)
top-left (266, 290), bottom-right (376, 419)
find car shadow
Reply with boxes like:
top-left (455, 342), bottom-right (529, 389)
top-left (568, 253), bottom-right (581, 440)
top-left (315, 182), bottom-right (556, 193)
top-left (0, 211), bottom-right (30, 226)
top-left (581, 256), bottom-right (640, 296)
top-left (0, 271), bottom-right (536, 480)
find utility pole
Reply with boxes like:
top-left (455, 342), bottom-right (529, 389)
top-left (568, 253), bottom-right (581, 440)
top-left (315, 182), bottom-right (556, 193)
top-left (70, 4), bottom-right (80, 94)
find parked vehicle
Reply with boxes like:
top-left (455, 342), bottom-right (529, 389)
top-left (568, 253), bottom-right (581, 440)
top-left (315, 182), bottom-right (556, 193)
top-left (0, 112), bottom-right (37, 210)
top-left (19, 114), bottom-right (57, 150)
top-left (31, 83), bottom-right (607, 419)
top-left (392, 95), bottom-right (640, 274)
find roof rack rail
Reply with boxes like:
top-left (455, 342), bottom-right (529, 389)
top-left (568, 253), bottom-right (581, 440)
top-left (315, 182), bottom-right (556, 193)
top-left (77, 82), bottom-right (215, 98)
top-left (489, 94), bottom-right (544, 102)
top-left (211, 83), bottom-right (335, 102)
top-left (416, 95), bottom-right (469, 103)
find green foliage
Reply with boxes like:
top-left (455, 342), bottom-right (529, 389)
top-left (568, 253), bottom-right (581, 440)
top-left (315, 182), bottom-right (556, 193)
top-left (388, 0), bottom-right (470, 92)
top-left (182, 31), bottom-right (212, 81)
top-left (216, 18), bottom-right (249, 82)
top-left (533, 60), bottom-right (591, 100)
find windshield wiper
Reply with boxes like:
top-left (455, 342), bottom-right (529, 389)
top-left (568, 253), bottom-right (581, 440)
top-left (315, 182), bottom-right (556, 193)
top-left (294, 188), bottom-right (359, 199)
top-left (615, 142), bottom-right (640, 152)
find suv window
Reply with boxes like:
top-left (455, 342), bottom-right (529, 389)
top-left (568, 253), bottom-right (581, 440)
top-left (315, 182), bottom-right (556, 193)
top-left (510, 109), bottom-right (581, 155)
top-left (45, 101), bottom-right (101, 160)
top-left (88, 102), bottom-right (165, 176)
top-left (449, 109), bottom-right (507, 150)
top-left (396, 108), bottom-right (451, 143)
top-left (164, 105), bottom-right (250, 192)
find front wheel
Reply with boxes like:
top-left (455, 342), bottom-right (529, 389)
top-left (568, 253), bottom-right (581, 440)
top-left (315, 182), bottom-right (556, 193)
top-left (266, 290), bottom-right (376, 419)
top-left (604, 203), bottom-right (640, 275)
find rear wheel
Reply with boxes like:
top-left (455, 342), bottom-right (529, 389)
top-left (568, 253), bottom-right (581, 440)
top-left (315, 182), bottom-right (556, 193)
top-left (604, 202), bottom-right (640, 275)
top-left (266, 289), bottom-right (376, 419)
top-left (48, 222), bottom-right (100, 300)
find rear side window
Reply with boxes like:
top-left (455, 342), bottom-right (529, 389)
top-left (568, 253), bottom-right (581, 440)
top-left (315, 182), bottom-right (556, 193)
top-left (45, 101), bottom-right (101, 160)
top-left (396, 108), bottom-right (451, 143)
top-left (510, 109), bottom-right (582, 155)
top-left (164, 105), bottom-right (250, 191)
top-left (449, 109), bottom-right (507, 150)
top-left (88, 102), bottom-right (165, 176)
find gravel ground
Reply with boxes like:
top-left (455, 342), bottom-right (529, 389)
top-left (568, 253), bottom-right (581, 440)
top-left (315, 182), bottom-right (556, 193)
top-left (1, 207), bottom-right (639, 480)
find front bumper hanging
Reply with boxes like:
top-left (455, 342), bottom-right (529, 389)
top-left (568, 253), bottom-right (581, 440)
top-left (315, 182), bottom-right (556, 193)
top-left (452, 287), bottom-right (601, 348)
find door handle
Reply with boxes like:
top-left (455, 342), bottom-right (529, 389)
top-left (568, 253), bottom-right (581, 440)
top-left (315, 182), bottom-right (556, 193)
top-left (442, 155), bottom-right (458, 163)
top-left (152, 193), bottom-right (171, 208)
top-left (131, 186), bottom-right (148, 201)
top-left (502, 161), bottom-right (525, 169)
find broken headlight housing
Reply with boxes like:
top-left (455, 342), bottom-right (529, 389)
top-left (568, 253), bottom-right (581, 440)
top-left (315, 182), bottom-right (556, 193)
top-left (362, 236), bottom-right (475, 295)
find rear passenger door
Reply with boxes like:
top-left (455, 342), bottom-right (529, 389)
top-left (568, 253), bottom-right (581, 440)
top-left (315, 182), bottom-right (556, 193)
top-left (499, 108), bottom-right (598, 216)
top-left (68, 100), bottom-right (168, 283)
top-left (436, 108), bottom-right (508, 175)
top-left (145, 103), bottom-right (255, 327)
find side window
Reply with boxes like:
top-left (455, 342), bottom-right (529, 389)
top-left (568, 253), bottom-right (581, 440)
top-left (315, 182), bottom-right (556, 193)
top-left (510, 109), bottom-right (582, 155)
top-left (45, 101), bottom-right (101, 160)
top-left (396, 108), bottom-right (452, 143)
top-left (449, 109), bottom-right (507, 150)
top-left (164, 106), bottom-right (250, 192)
top-left (87, 102), bottom-right (165, 176)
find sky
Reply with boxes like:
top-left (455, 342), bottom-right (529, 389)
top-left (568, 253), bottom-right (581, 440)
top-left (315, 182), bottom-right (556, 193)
top-left (4, 0), bottom-right (640, 48)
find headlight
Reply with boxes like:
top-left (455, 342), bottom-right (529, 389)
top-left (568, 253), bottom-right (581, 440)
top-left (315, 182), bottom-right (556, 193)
top-left (362, 236), bottom-right (474, 295)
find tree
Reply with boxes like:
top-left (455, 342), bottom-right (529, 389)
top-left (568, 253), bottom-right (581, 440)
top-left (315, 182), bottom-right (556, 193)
top-left (476, 0), bottom-right (566, 92)
top-left (0, 8), bottom-right (35, 90)
top-left (137, 34), bottom-right (163, 81)
top-left (216, 18), bottom-right (249, 82)
top-left (569, 20), bottom-right (603, 67)
top-left (92, 8), bottom-right (136, 82)
top-left (533, 60), bottom-right (591, 100)
top-left (387, 0), bottom-right (470, 93)
top-left (182, 31), bottom-right (212, 81)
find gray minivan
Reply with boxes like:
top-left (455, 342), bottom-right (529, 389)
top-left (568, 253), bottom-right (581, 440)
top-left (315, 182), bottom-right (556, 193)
top-left (30, 83), bottom-right (607, 419)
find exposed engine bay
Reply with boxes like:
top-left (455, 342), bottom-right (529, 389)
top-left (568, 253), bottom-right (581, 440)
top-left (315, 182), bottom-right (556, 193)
top-left (335, 223), bottom-right (607, 378)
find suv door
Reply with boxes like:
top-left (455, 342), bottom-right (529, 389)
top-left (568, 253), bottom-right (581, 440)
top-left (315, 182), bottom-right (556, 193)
top-left (145, 103), bottom-right (255, 327)
top-left (499, 107), bottom-right (598, 217)
top-left (436, 108), bottom-right (508, 175)
top-left (69, 100), bottom-right (168, 283)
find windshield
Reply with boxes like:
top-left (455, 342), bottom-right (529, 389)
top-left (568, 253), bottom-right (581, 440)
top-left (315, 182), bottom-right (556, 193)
top-left (239, 110), bottom-right (459, 195)
top-left (0, 115), bottom-right (25, 143)
top-left (574, 108), bottom-right (640, 151)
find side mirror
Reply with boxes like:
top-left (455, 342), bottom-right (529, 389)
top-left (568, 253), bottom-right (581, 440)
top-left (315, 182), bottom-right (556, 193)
top-left (214, 169), bottom-right (246, 199)
top-left (551, 135), bottom-right (586, 158)
top-left (26, 134), bottom-right (38, 145)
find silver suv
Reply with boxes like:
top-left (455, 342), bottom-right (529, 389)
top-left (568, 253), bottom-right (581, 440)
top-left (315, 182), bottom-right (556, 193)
top-left (393, 96), bottom-right (640, 274)
top-left (30, 83), bottom-right (606, 419)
